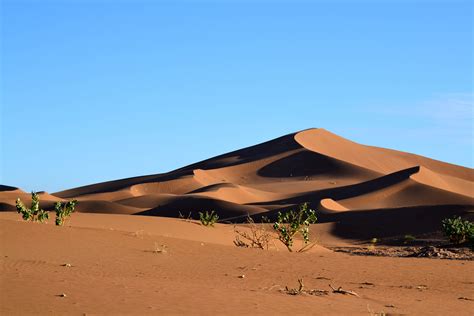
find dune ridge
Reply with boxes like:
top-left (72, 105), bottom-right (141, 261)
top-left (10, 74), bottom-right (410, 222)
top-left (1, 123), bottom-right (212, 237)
top-left (1, 128), bottom-right (472, 236)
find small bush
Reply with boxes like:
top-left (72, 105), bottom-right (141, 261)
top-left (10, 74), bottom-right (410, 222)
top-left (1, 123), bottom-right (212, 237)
top-left (404, 234), bottom-right (416, 244)
top-left (199, 210), bottom-right (219, 226)
top-left (273, 203), bottom-right (317, 252)
top-left (441, 216), bottom-right (474, 244)
top-left (234, 216), bottom-right (273, 250)
top-left (54, 200), bottom-right (77, 226)
top-left (15, 192), bottom-right (49, 222)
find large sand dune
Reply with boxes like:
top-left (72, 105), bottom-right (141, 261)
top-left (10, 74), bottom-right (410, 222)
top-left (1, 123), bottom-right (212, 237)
top-left (1, 128), bottom-right (473, 237)
top-left (1, 129), bottom-right (473, 315)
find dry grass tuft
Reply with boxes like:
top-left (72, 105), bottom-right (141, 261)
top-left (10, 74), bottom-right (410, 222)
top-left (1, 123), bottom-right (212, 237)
top-left (153, 242), bottom-right (168, 254)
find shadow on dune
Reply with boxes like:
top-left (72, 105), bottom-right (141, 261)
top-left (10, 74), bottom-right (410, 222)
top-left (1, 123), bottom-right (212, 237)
top-left (173, 133), bottom-right (302, 172)
top-left (0, 185), bottom-right (19, 192)
top-left (251, 166), bottom-right (421, 207)
top-left (319, 205), bottom-right (474, 240)
top-left (245, 204), bottom-right (474, 240)
top-left (0, 203), bottom-right (16, 212)
top-left (136, 195), bottom-right (268, 220)
top-left (257, 150), bottom-right (377, 178)
top-left (54, 133), bottom-right (303, 198)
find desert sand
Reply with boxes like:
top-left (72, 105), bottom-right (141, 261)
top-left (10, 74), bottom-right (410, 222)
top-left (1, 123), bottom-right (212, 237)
top-left (1, 128), bottom-right (473, 314)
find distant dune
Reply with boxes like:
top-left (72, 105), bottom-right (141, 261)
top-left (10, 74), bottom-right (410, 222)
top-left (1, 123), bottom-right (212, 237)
top-left (1, 128), bottom-right (472, 237)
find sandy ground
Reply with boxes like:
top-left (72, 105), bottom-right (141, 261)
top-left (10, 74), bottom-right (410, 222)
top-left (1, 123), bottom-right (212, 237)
top-left (1, 212), bottom-right (473, 315)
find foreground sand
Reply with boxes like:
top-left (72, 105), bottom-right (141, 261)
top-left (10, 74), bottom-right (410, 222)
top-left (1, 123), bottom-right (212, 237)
top-left (1, 212), bottom-right (473, 315)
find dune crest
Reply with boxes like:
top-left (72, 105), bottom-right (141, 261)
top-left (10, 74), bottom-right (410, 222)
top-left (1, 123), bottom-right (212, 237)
top-left (319, 198), bottom-right (348, 211)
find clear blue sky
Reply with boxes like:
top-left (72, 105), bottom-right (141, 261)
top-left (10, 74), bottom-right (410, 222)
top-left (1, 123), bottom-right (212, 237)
top-left (1, 0), bottom-right (472, 193)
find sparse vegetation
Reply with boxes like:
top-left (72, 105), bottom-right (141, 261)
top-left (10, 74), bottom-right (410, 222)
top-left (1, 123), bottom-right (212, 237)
top-left (153, 242), bottom-right (168, 254)
top-left (234, 216), bottom-right (273, 250)
top-left (283, 278), bottom-right (305, 295)
top-left (403, 234), bottom-right (416, 244)
top-left (178, 211), bottom-right (193, 222)
top-left (367, 238), bottom-right (378, 250)
top-left (54, 200), bottom-right (77, 226)
top-left (15, 192), bottom-right (49, 222)
top-left (272, 203), bottom-right (317, 252)
top-left (367, 305), bottom-right (386, 316)
top-left (281, 278), bottom-right (329, 296)
top-left (199, 210), bottom-right (219, 226)
top-left (131, 230), bottom-right (145, 239)
top-left (441, 216), bottom-right (474, 245)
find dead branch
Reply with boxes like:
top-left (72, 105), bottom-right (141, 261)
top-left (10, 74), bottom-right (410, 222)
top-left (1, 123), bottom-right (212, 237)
top-left (297, 241), bottom-right (318, 253)
top-left (281, 278), bottom-right (329, 296)
top-left (329, 284), bottom-right (360, 297)
top-left (234, 216), bottom-right (272, 250)
top-left (283, 278), bottom-right (305, 295)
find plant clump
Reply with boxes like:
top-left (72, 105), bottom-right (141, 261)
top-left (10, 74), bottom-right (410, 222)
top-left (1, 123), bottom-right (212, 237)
top-left (54, 200), bottom-right (77, 226)
top-left (199, 210), bottom-right (219, 227)
top-left (16, 192), bottom-right (49, 222)
top-left (403, 234), bottom-right (416, 244)
top-left (441, 216), bottom-right (474, 245)
top-left (272, 203), bottom-right (317, 252)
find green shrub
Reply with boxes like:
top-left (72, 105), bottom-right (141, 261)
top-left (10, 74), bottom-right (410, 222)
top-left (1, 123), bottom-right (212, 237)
top-left (15, 192), bottom-right (49, 222)
top-left (441, 216), bottom-right (474, 245)
top-left (273, 203), bottom-right (317, 252)
top-left (403, 234), bottom-right (416, 244)
top-left (199, 210), bottom-right (219, 226)
top-left (54, 200), bottom-right (77, 226)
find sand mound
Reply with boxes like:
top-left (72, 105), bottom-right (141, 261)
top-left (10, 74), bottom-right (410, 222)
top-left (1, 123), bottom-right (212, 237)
top-left (188, 183), bottom-right (282, 204)
top-left (411, 166), bottom-right (474, 198)
top-left (1, 128), bottom-right (472, 236)
top-left (0, 188), bottom-right (63, 211)
top-left (295, 129), bottom-right (474, 180)
top-left (0, 185), bottom-right (22, 192)
top-left (130, 177), bottom-right (201, 196)
top-left (74, 200), bottom-right (145, 215)
top-left (115, 194), bottom-right (178, 209)
top-left (320, 198), bottom-right (348, 211)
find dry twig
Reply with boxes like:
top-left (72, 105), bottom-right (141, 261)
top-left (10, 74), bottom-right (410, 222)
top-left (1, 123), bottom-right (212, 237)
top-left (329, 284), bottom-right (360, 297)
top-left (234, 216), bottom-right (272, 250)
top-left (281, 279), bottom-right (329, 296)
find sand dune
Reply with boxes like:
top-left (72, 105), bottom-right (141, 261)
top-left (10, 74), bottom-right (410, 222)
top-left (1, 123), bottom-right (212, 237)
top-left (0, 186), bottom-right (63, 211)
top-left (1, 128), bottom-right (472, 237)
top-left (1, 128), bottom-right (473, 315)
top-left (411, 166), bottom-right (474, 197)
top-left (320, 198), bottom-right (349, 211)
top-left (295, 129), bottom-right (473, 180)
